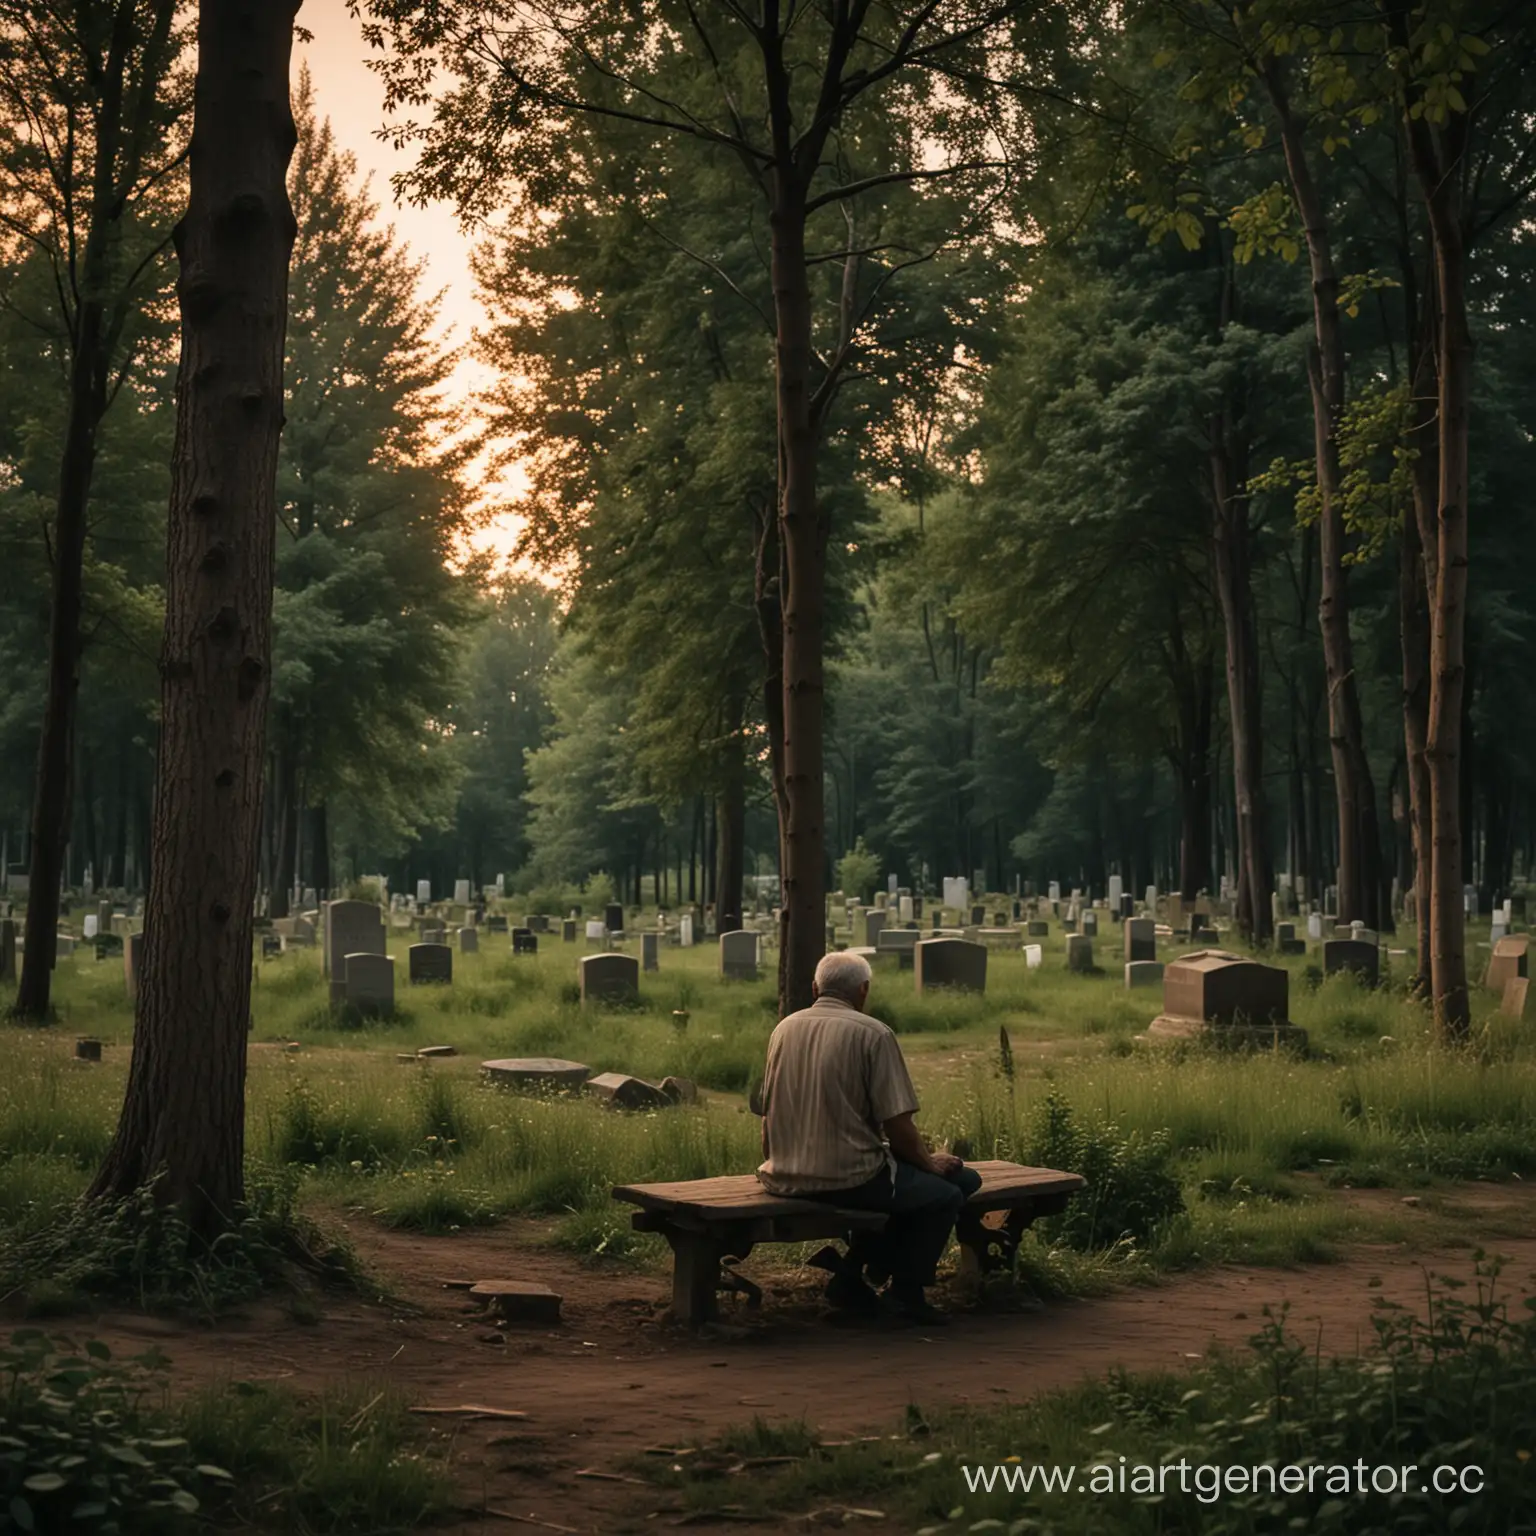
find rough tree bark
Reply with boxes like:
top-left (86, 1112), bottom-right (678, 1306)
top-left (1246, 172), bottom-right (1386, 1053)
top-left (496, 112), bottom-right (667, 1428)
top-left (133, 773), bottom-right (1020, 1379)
top-left (92, 0), bottom-right (300, 1228)
top-left (1260, 61), bottom-right (1383, 929)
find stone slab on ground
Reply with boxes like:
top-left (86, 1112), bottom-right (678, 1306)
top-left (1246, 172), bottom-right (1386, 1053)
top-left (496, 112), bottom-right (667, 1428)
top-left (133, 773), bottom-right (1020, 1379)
top-left (584, 1072), bottom-right (670, 1111)
top-left (481, 1058), bottom-right (591, 1091)
top-left (469, 1281), bottom-right (562, 1325)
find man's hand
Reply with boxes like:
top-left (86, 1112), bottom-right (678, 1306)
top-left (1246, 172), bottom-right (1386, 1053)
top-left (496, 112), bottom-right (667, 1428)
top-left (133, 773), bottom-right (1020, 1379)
top-left (884, 1112), bottom-right (964, 1179)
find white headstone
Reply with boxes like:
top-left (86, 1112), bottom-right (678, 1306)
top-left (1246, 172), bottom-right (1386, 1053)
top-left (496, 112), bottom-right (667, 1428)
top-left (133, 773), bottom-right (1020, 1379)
top-left (585, 919), bottom-right (606, 941)
top-left (83, 914), bottom-right (99, 939)
top-left (888, 873), bottom-right (898, 896)
top-left (454, 878), bottom-right (471, 906)
top-left (679, 914), bottom-right (694, 947)
top-left (1048, 881), bottom-right (1061, 903)
top-left (1307, 912), bottom-right (1323, 940)
top-left (1024, 944), bottom-right (1043, 969)
top-left (1107, 875), bottom-right (1123, 910)
top-left (898, 895), bottom-right (913, 923)
top-left (416, 880), bottom-right (431, 905)
top-left (1145, 885), bottom-right (1158, 911)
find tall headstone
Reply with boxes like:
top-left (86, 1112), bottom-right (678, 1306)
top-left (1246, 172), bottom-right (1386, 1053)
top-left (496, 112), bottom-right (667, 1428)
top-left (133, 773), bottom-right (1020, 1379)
top-left (416, 880), bottom-right (431, 905)
top-left (1124, 917), bottom-right (1156, 963)
top-left (719, 930), bottom-right (759, 981)
top-left (124, 930), bottom-right (143, 1001)
top-left (344, 953), bottom-right (395, 1018)
top-left (642, 932), bottom-right (659, 973)
top-left (898, 894), bottom-right (914, 923)
top-left (863, 909), bottom-right (886, 947)
top-left (604, 902), bottom-right (624, 933)
top-left (1081, 911), bottom-right (1098, 939)
top-left (1107, 875), bottom-right (1123, 911)
top-left (679, 913), bottom-right (694, 947)
top-left (458, 926), bottom-right (479, 953)
top-left (454, 878), bottom-right (471, 906)
top-left (914, 937), bottom-right (987, 993)
top-left (580, 952), bottom-right (640, 1004)
top-left (0, 917), bottom-right (16, 982)
top-left (562, 918), bottom-right (578, 943)
top-left (1066, 933), bottom-right (1094, 973)
top-left (324, 900), bottom-right (385, 984)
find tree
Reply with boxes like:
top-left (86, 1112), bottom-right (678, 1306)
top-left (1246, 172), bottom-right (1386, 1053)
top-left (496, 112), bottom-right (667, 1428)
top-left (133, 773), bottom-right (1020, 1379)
top-left (267, 72), bottom-right (479, 911)
top-left (91, 0), bottom-right (300, 1229)
top-left (3, 0), bottom-right (187, 1017)
top-left (357, 0), bottom-right (1084, 1012)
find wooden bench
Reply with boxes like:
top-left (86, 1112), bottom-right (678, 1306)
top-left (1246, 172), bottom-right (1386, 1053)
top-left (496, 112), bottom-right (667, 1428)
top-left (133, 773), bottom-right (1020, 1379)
top-left (611, 1160), bottom-right (1085, 1325)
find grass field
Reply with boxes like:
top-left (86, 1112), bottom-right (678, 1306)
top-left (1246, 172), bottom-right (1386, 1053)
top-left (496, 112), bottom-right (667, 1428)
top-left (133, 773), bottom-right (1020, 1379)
top-left (4, 911), bottom-right (1532, 1295)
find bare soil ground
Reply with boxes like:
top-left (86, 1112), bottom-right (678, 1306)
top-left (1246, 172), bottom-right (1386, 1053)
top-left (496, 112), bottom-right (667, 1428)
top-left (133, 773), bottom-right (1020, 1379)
top-left (62, 1181), bottom-right (1536, 1535)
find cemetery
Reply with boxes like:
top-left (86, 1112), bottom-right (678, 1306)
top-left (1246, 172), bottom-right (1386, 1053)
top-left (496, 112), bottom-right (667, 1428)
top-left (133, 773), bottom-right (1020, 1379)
top-left (2, 2), bottom-right (1536, 1532)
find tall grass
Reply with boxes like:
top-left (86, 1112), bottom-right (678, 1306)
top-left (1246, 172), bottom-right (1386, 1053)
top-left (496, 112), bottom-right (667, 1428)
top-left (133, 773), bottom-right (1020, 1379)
top-left (3, 916), bottom-right (1533, 1273)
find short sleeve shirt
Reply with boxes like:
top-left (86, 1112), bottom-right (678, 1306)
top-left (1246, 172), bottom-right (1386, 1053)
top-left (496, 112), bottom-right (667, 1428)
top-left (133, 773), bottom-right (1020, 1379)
top-left (756, 995), bottom-right (920, 1195)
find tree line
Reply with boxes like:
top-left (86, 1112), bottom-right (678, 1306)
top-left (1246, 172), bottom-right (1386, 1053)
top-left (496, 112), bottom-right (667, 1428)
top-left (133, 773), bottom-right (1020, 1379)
top-left (0, 2), bottom-right (1532, 1236)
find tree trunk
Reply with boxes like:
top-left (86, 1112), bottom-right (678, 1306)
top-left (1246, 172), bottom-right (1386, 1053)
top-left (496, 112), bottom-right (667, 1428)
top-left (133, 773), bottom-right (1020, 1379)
top-left (715, 726), bottom-right (746, 932)
top-left (1401, 485), bottom-right (1433, 991)
top-left (91, 0), bottom-right (299, 1227)
top-left (770, 185), bottom-right (825, 1014)
top-left (308, 801), bottom-right (330, 896)
top-left (1175, 664), bottom-right (1213, 903)
top-left (1399, 84), bottom-right (1472, 1035)
top-left (12, 298), bottom-right (110, 1017)
top-left (1263, 63), bottom-right (1382, 929)
top-left (269, 740), bottom-right (298, 919)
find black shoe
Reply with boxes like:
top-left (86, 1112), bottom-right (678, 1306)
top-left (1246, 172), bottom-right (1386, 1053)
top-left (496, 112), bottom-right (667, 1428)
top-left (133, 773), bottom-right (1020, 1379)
top-left (825, 1271), bottom-right (882, 1318)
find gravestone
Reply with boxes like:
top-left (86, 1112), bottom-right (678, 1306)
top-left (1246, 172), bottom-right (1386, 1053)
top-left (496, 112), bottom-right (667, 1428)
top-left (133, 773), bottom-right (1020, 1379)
top-left (969, 903), bottom-right (986, 926)
top-left (1026, 919), bottom-right (1049, 938)
top-left (324, 900), bottom-right (385, 984)
top-left (83, 914), bottom-right (99, 940)
top-left (1486, 934), bottom-right (1530, 994)
top-left (863, 909), bottom-right (886, 947)
top-left (584, 1072), bottom-right (670, 1111)
top-left (642, 932), bottom-right (659, 973)
top-left (482, 1058), bottom-right (590, 1091)
top-left (345, 953), bottom-right (395, 1017)
top-left (585, 919), bottom-right (606, 942)
top-left (487, 914), bottom-right (508, 933)
top-left (1275, 920), bottom-right (1306, 956)
top-left (458, 926), bottom-right (479, 954)
top-left (1323, 938), bottom-right (1379, 986)
top-left (1125, 960), bottom-right (1164, 988)
top-left (562, 918), bottom-right (578, 942)
top-left (96, 898), bottom-right (112, 934)
top-left (0, 918), bottom-right (15, 982)
top-left (454, 878), bottom-right (471, 905)
top-left (1124, 917), bottom-right (1156, 963)
top-left (679, 914), bottom-right (694, 947)
top-left (1147, 950), bottom-right (1303, 1046)
top-left (513, 929), bottom-right (538, 955)
top-left (975, 927), bottom-right (1016, 948)
top-left (1307, 912), bottom-right (1323, 941)
top-left (416, 880), bottom-right (431, 905)
top-left (1023, 943), bottom-right (1043, 969)
top-left (898, 895), bottom-right (914, 923)
top-left (604, 903), bottom-right (624, 933)
top-left (720, 929), bottom-right (759, 981)
top-left (1501, 976), bottom-right (1530, 1021)
top-left (914, 937), bottom-right (987, 994)
top-left (1066, 933), bottom-right (1094, 973)
top-left (408, 943), bottom-right (454, 984)
top-left (124, 931), bottom-right (143, 1001)
top-left (580, 952), bottom-right (640, 1004)
top-left (1107, 875), bottom-right (1123, 911)
top-left (290, 914), bottom-right (316, 947)
top-left (1081, 911), bottom-right (1098, 939)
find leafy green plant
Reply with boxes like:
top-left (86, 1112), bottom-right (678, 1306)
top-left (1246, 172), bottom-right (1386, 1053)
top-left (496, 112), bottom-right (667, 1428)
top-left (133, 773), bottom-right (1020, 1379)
top-left (1027, 1093), bottom-right (1184, 1251)
top-left (0, 1331), bottom-right (227, 1534)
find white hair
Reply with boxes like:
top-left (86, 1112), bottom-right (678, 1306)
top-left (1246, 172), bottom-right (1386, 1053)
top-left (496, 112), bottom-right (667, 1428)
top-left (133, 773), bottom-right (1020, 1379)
top-left (814, 950), bottom-right (872, 1002)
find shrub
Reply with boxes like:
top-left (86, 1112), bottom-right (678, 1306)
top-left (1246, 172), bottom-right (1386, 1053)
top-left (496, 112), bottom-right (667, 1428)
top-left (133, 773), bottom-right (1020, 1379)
top-left (834, 839), bottom-right (882, 903)
top-left (0, 1331), bottom-right (227, 1533)
top-left (1026, 1093), bottom-right (1184, 1251)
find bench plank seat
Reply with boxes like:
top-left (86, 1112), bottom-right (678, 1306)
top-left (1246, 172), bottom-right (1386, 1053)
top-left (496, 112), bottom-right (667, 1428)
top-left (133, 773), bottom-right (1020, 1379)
top-left (612, 1159), bottom-right (1084, 1325)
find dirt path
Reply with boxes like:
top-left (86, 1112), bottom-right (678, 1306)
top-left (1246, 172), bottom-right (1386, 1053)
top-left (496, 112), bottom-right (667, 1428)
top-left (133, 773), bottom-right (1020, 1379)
top-left (72, 1185), bottom-right (1536, 1534)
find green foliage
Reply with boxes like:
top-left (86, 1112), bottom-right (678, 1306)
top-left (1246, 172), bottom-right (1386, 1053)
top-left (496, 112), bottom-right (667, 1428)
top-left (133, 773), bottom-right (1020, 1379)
top-left (0, 1331), bottom-right (225, 1535)
top-left (1026, 1093), bottom-right (1185, 1251)
top-left (834, 839), bottom-right (883, 903)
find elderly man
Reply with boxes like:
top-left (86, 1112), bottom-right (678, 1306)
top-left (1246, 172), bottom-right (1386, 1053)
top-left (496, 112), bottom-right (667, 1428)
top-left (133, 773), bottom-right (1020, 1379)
top-left (756, 950), bottom-right (980, 1323)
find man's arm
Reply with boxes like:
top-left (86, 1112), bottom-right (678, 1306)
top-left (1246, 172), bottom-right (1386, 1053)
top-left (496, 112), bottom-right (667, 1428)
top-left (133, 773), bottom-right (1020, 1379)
top-left (883, 1111), bottom-right (961, 1178)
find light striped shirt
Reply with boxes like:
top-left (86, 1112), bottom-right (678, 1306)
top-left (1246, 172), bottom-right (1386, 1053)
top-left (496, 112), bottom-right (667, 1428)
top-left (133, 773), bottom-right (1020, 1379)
top-left (756, 994), bottom-right (920, 1195)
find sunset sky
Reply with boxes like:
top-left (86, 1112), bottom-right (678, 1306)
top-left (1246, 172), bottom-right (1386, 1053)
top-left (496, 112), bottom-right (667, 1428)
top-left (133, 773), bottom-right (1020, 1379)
top-left (296, 0), bottom-right (528, 561)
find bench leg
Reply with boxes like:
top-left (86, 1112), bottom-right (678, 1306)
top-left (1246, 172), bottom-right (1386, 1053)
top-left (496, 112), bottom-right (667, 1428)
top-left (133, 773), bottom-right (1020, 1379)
top-left (665, 1231), bottom-right (721, 1326)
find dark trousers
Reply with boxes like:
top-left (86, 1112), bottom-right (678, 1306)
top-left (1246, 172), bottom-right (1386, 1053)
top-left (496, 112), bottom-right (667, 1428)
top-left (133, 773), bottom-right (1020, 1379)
top-left (805, 1161), bottom-right (983, 1292)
